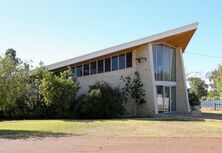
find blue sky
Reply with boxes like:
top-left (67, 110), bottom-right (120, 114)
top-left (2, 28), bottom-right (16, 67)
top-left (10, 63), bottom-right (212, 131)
top-left (0, 0), bottom-right (221, 77)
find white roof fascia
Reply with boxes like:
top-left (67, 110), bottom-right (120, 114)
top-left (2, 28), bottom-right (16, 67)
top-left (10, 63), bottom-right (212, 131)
top-left (47, 22), bottom-right (198, 70)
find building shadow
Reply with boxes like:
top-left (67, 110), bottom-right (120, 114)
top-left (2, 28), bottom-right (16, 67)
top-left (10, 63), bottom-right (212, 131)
top-left (0, 129), bottom-right (71, 139)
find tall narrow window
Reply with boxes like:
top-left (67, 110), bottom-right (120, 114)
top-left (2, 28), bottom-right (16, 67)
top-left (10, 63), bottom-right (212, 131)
top-left (152, 43), bottom-right (176, 81)
top-left (76, 65), bottom-right (83, 77)
top-left (90, 61), bottom-right (97, 75)
top-left (72, 67), bottom-right (76, 77)
top-left (83, 63), bottom-right (89, 76)
top-left (98, 59), bottom-right (104, 73)
top-left (126, 52), bottom-right (132, 68)
top-left (112, 56), bottom-right (118, 71)
top-left (119, 53), bottom-right (126, 69)
top-left (105, 58), bottom-right (111, 72)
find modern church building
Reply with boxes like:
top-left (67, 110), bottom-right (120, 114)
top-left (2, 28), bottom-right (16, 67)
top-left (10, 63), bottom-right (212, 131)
top-left (47, 23), bottom-right (198, 117)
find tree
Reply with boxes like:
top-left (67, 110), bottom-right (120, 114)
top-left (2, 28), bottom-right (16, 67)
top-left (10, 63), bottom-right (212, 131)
top-left (14, 62), bottom-right (48, 119)
top-left (188, 92), bottom-right (200, 106)
top-left (207, 65), bottom-right (222, 97)
top-left (0, 49), bottom-right (30, 115)
top-left (121, 74), bottom-right (146, 104)
top-left (187, 77), bottom-right (208, 98)
top-left (39, 68), bottom-right (79, 117)
top-left (5, 48), bottom-right (19, 65)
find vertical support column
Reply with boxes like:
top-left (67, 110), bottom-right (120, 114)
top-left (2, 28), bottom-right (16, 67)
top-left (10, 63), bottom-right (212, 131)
top-left (176, 48), bottom-right (190, 113)
top-left (136, 44), bottom-right (157, 117)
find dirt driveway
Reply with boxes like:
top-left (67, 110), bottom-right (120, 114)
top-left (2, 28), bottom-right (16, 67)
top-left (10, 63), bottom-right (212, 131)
top-left (1, 136), bottom-right (222, 153)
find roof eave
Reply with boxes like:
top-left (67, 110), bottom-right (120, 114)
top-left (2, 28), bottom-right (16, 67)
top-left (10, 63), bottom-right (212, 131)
top-left (47, 22), bottom-right (198, 70)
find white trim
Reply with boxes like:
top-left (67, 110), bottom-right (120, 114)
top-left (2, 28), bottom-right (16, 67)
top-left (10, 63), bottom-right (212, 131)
top-left (151, 42), bottom-right (177, 49)
top-left (155, 81), bottom-right (177, 86)
top-left (47, 22), bottom-right (198, 70)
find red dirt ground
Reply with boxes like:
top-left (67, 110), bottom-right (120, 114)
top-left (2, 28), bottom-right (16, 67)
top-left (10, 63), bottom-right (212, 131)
top-left (1, 136), bottom-right (222, 153)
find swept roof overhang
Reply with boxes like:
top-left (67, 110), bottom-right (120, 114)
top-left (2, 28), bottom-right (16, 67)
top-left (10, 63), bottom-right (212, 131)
top-left (47, 22), bottom-right (198, 70)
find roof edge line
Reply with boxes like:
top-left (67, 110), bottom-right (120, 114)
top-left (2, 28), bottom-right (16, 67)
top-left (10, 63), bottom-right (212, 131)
top-left (47, 22), bottom-right (198, 70)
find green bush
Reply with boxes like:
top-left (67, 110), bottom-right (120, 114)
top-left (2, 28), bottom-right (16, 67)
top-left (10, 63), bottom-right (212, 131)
top-left (74, 82), bottom-right (125, 119)
top-left (189, 92), bottom-right (200, 106)
top-left (39, 68), bottom-right (79, 118)
top-left (15, 86), bottom-right (47, 119)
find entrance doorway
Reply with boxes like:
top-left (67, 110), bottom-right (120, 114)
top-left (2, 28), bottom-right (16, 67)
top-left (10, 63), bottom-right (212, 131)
top-left (156, 86), bottom-right (176, 112)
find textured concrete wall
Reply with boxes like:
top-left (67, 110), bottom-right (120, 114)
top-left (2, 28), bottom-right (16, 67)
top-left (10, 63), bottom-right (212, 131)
top-left (76, 44), bottom-right (157, 117)
top-left (135, 44), bottom-right (157, 117)
top-left (176, 48), bottom-right (190, 113)
top-left (76, 51), bottom-right (137, 116)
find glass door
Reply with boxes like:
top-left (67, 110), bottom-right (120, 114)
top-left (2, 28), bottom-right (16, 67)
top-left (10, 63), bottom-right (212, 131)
top-left (156, 86), bottom-right (176, 112)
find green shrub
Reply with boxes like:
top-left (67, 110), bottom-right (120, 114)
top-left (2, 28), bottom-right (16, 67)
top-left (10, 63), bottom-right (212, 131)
top-left (189, 92), bottom-right (200, 106)
top-left (15, 86), bottom-right (47, 119)
top-left (74, 82), bottom-right (125, 119)
top-left (39, 68), bottom-right (79, 118)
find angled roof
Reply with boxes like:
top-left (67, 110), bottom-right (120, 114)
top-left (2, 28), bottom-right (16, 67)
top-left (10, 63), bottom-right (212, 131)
top-left (47, 22), bottom-right (198, 70)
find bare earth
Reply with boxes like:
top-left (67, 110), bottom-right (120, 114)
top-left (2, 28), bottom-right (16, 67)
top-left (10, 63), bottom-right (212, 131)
top-left (1, 136), bottom-right (222, 153)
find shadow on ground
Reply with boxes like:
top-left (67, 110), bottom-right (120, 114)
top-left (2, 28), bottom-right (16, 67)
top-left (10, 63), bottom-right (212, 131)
top-left (201, 112), bottom-right (222, 120)
top-left (0, 129), bottom-right (72, 139)
top-left (61, 117), bottom-right (206, 123)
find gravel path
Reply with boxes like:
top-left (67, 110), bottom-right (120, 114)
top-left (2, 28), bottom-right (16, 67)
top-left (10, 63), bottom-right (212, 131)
top-left (1, 136), bottom-right (222, 153)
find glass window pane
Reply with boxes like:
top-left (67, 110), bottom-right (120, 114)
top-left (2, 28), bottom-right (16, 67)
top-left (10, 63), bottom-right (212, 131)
top-left (112, 56), bottom-right (118, 71)
top-left (156, 44), bottom-right (164, 81)
top-left (54, 71), bottom-right (60, 76)
top-left (72, 67), bottom-right (76, 77)
top-left (90, 61), bottom-right (97, 75)
top-left (119, 53), bottom-right (126, 69)
top-left (98, 59), bottom-right (104, 73)
top-left (76, 65), bottom-right (82, 77)
top-left (163, 44), bottom-right (170, 81)
top-left (105, 58), bottom-right (111, 72)
top-left (152, 44), bottom-right (176, 81)
top-left (170, 48), bottom-right (176, 81)
top-left (126, 52), bottom-right (132, 68)
top-left (83, 64), bottom-right (89, 76)
top-left (171, 87), bottom-right (176, 111)
top-left (152, 45), bottom-right (157, 80)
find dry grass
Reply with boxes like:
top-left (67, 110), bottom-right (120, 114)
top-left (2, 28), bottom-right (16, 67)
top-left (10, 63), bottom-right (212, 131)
top-left (0, 117), bottom-right (222, 138)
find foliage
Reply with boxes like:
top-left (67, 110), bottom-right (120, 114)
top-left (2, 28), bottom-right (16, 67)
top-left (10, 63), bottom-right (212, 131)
top-left (187, 77), bottom-right (208, 98)
top-left (189, 92), bottom-right (200, 106)
top-left (0, 49), bottom-right (30, 115)
top-left (121, 74), bottom-right (145, 104)
top-left (39, 68), bottom-right (79, 117)
top-left (207, 65), bottom-right (222, 97)
top-left (74, 82), bottom-right (125, 119)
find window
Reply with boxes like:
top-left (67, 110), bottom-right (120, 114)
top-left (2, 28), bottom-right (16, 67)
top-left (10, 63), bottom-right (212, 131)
top-left (90, 61), bottom-right (97, 75)
top-left (112, 56), bottom-right (118, 71)
top-left (152, 43), bottom-right (176, 81)
top-left (76, 65), bottom-right (83, 77)
top-left (68, 51), bottom-right (132, 77)
top-left (98, 59), bottom-right (104, 73)
top-left (119, 53), bottom-right (126, 69)
top-left (83, 63), bottom-right (89, 76)
top-left (72, 67), bottom-right (76, 77)
top-left (105, 58), bottom-right (111, 72)
top-left (54, 71), bottom-right (60, 76)
top-left (126, 52), bottom-right (132, 68)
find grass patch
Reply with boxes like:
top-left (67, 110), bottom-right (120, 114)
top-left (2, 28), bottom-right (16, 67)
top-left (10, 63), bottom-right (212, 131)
top-left (0, 118), bottom-right (222, 138)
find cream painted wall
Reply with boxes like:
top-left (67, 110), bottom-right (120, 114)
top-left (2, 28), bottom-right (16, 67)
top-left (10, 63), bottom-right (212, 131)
top-left (76, 51), bottom-right (137, 117)
top-left (135, 44), bottom-right (157, 117)
top-left (176, 48), bottom-right (190, 113)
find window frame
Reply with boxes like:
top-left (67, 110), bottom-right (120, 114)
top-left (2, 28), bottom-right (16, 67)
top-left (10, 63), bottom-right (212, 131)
top-left (83, 63), bottom-right (90, 76)
top-left (118, 53), bottom-right (126, 70)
